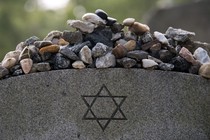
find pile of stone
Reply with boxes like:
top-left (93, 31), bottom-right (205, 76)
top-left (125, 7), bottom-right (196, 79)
top-left (1, 9), bottom-right (210, 80)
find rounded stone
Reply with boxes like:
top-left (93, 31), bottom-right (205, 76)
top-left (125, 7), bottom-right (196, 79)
top-left (3, 51), bottom-right (21, 62)
top-left (124, 40), bottom-right (136, 51)
top-left (112, 44), bottom-right (127, 59)
top-left (199, 63), bottom-right (210, 79)
top-left (179, 47), bottom-right (196, 64)
top-left (59, 46), bottom-right (79, 61)
top-left (193, 47), bottom-right (210, 64)
top-left (16, 42), bottom-right (26, 51)
top-left (20, 58), bottom-right (33, 74)
top-left (82, 13), bottom-right (106, 25)
top-left (19, 47), bottom-right (30, 60)
top-left (92, 43), bottom-right (109, 58)
top-left (72, 61), bottom-right (86, 69)
top-left (141, 32), bottom-right (153, 44)
top-left (123, 18), bottom-right (135, 26)
top-left (43, 30), bottom-right (62, 41)
top-left (96, 53), bottom-right (116, 68)
top-left (159, 50), bottom-right (174, 63)
top-left (117, 57), bottom-right (137, 68)
top-left (154, 31), bottom-right (169, 45)
top-left (0, 66), bottom-right (9, 79)
top-left (106, 17), bottom-right (117, 26)
top-left (53, 53), bottom-right (71, 69)
top-left (39, 45), bottom-right (60, 54)
top-left (2, 58), bottom-right (17, 69)
top-left (79, 45), bottom-right (93, 64)
top-left (129, 22), bottom-right (150, 35)
top-left (142, 59), bottom-right (158, 69)
top-left (34, 41), bottom-right (53, 49)
top-left (62, 30), bottom-right (83, 45)
top-left (95, 9), bottom-right (108, 20)
top-left (170, 56), bottom-right (191, 72)
top-left (58, 38), bottom-right (69, 46)
top-left (25, 36), bottom-right (39, 46)
top-left (67, 20), bottom-right (95, 33)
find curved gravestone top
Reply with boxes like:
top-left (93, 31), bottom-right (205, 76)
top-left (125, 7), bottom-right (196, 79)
top-left (0, 69), bottom-right (210, 140)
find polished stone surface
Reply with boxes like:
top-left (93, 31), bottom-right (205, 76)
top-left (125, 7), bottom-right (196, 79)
top-left (0, 69), bottom-right (210, 140)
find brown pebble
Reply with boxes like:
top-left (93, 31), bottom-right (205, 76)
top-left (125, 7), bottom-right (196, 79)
top-left (58, 38), bottom-right (69, 46)
top-left (39, 45), bottom-right (60, 54)
top-left (123, 18), bottom-right (135, 26)
top-left (20, 58), bottom-right (33, 74)
top-left (112, 44), bottom-right (127, 59)
top-left (124, 40), bottom-right (136, 51)
top-left (129, 22), bottom-right (150, 35)
top-left (199, 63), bottom-right (210, 79)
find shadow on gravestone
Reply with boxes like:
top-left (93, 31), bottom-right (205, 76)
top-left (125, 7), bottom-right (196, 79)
top-left (145, 0), bottom-right (210, 43)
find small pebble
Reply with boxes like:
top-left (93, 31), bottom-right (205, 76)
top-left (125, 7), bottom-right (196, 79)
top-left (62, 30), bottom-right (83, 44)
top-left (3, 51), bottom-right (21, 62)
top-left (12, 69), bottom-right (23, 76)
top-left (34, 62), bottom-right (51, 72)
top-left (79, 45), bottom-right (93, 64)
top-left (95, 9), bottom-right (108, 20)
top-left (158, 63), bottom-right (174, 71)
top-left (193, 47), bottom-right (210, 64)
top-left (43, 30), bottom-right (62, 41)
top-left (39, 45), bottom-right (60, 54)
top-left (72, 61), bottom-right (86, 69)
top-left (59, 46), bottom-right (79, 61)
top-left (2, 58), bottom-right (17, 69)
top-left (82, 13), bottom-right (106, 25)
top-left (20, 58), bottom-right (33, 74)
top-left (142, 59), bottom-right (158, 69)
top-left (141, 32), bottom-right (153, 44)
top-left (25, 36), bottom-right (39, 46)
top-left (69, 41), bottom-right (92, 53)
top-left (159, 50), bottom-right (174, 63)
top-left (106, 17), bottom-right (117, 26)
top-left (179, 47), bottom-right (196, 64)
top-left (19, 47), bottom-right (30, 60)
top-left (189, 61), bottom-right (202, 74)
top-left (16, 42), bottom-right (26, 51)
top-left (117, 57), bottom-right (136, 68)
top-left (154, 31), bottom-right (169, 45)
top-left (54, 53), bottom-right (71, 69)
top-left (199, 63), bottom-right (210, 79)
top-left (0, 66), bottom-right (9, 79)
top-left (124, 40), bottom-right (136, 51)
top-left (112, 44), bottom-right (127, 59)
top-left (34, 41), bottom-right (52, 49)
top-left (123, 18), bottom-right (135, 26)
top-left (129, 22), bottom-right (150, 35)
top-left (96, 53), bottom-right (116, 68)
top-left (92, 43), bottom-right (109, 58)
top-left (67, 20), bottom-right (95, 33)
top-left (127, 50), bottom-right (148, 61)
top-left (170, 56), bottom-right (191, 72)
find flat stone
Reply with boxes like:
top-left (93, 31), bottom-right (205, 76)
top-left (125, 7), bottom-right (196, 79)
top-left (92, 43), bottom-right (109, 58)
top-left (62, 30), bottom-right (83, 45)
top-left (0, 66), bottom-right (9, 79)
top-left (72, 60), bottom-right (86, 69)
top-left (0, 69), bottom-right (210, 139)
top-left (1, 58), bottom-right (17, 69)
top-left (165, 27), bottom-right (195, 42)
top-left (154, 31), bottom-right (169, 45)
top-left (141, 39), bottom-right (159, 51)
top-left (43, 30), bottom-right (62, 41)
top-left (59, 46), bottom-right (79, 61)
top-left (199, 63), bottom-right (210, 78)
top-left (39, 45), bottom-right (60, 54)
top-left (82, 13), bottom-right (106, 25)
top-left (117, 57), bottom-right (136, 68)
top-left (67, 20), bottom-right (95, 33)
top-left (142, 59), bottom-right (158, 69)
top-left (148, 55), bottom-right (163, 64)
top-left (123, 18), bottom-right (135, 26)
top-left (158, 63), bottom-right (174, 71)
top-left (127, 50), bottom-right (148, 61)
top-left (33, 62), bottom-right (51, 72)
top-left (193, 47), bottom-right (210, 64)
top-left (79, 45), bottom-right (93, 64)
top-left (96, 52), bottom-right (116, 68)
top-left (34, 41), bottom-right (53, 49)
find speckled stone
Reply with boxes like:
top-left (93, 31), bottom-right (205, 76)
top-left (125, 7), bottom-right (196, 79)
top-left (59, 46), bottom-right (79, 61)
top-left (141, 32), bottom-right (153, 44)
top-left (12, 69), bottom-right (23, 76)
top-left (34, 41), bottom-right (52, 49)
top-left (0, 66), bottom-right (9, 79)
top-left (19, 47), bottom-right (30, 60)
top-left (159, 50), bottom-right (174, 63)
top-left (127, 50), bottom-right (148, 61)
top-left (53, 53), bottom-right (71, 69)
top-left (28, 45), bottom-right (42, 63)
top-left (62, 30), bottom-right (83, 45)
top-left (67, 20), bottom-right (95, 33)
top-left (165, 27), bottom-right (195, 42)
top-left (96, 52), bottom-right (116, 68)
top-left (92, 43), bottom-right (109, 58)
top-left (16, 42), bottom-right (26, 51)
top-left (193, 47), bottom-right (210, 64)
top-left (170, 56), bottom-right (191, 72)
top-left (141, 40), bottom-right (159, 51)
top-left (33, 62), bottom-right (51, 72)
top-left (25, 36), bottom-right (39, 46)
top-left (72, 61), bottom-right (86, 69)
top-left (79, 45), bottom-right (93, 64)
top-left (124, 31), bottom-right (138, 41)
top-left (199, 63), bottom-right (210, 78)
top-left (117, 57), bottom-right (136, 68)
top-left (110, 23), bottom-right (124, 33)
top-left (158, 63), bottom-right (174, 71)
top-left (69, 41), bottom-right (92, 54)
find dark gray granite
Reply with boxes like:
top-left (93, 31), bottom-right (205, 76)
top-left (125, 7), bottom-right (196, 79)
top-left (0, 69), bottom-right (210, 140)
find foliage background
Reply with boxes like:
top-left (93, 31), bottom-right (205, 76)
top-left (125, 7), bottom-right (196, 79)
top-left (0, 0), bottom-right (193, 60)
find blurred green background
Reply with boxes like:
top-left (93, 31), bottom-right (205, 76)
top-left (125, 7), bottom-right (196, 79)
top-left (0, 0), bottom-right (197, 60)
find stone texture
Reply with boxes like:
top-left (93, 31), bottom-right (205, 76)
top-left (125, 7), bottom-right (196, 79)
top-left (92, 43), bottom-right (109, 58)
top-left (127, 50), bottom-right (148, 61)
top-left (43, 30), bottom-right (62, 41)
top-left (199, 63), bottom-right (210, 78)
top-left (193, 47), bottom-right (210, 64)
top-left (0, 66), bottom-right (9, 79)
top-left (154, 31), bottom-right (169, 45)
top-left (62, 30), bottom-right (83, 45)
top-left (72, 60), bottom-right (86, 69)
top-left (59, 46), bottom-right (79, 61)
top-left (79, 45), bottom-right (93, 64)
top-left (67, 20), bottom-right (95, 33)
top-left (20, 58), bottom-right (33, 74)
top-left (117, 57), bottom-right (136, 68)
top-left (123, 18), bottom-right (135, 26)
top-left (142, 59), bottom-right (158, 68)
top-left (1, 58), bottom-right (17, 69)
top-left (96, 53), bottom-right (116, 68)
top-left (82, 13), bottom-right (106, 25)
top-left (0, 69), bottom-right (209, 140)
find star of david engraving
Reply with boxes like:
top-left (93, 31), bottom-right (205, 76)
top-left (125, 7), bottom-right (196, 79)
top-left (81, 84), bottom-right (127, 131)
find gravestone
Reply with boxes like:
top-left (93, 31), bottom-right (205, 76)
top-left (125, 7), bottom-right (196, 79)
top-left (145, 0), bottom-right (210, 43)
top-left (0, 69), bottom-right (210, 140)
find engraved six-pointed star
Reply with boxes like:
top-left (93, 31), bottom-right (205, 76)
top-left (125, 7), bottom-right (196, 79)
top-left (81, 84), bottom-right (127, 131)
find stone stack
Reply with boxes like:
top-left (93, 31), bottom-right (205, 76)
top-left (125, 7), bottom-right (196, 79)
top-left (1, 9), bottom-right (210, 79)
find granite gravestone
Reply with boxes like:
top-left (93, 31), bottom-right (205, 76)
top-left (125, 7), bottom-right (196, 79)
top-left (0, 69), bottom-right (210, 140)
